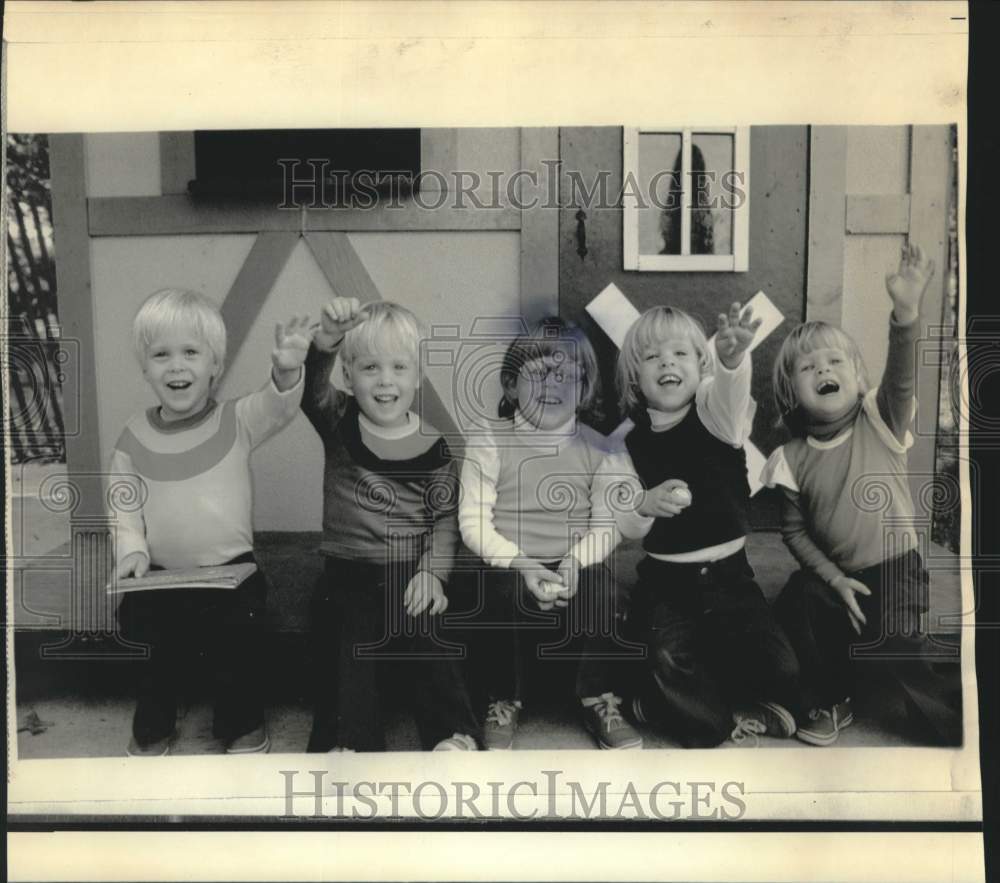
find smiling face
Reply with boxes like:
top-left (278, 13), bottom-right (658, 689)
top-left (343, 347), bottom-right (420, 429)
top-left (792, 346), bottom-right (861, 422)
top-left (142, 329), bottom-right (219, 422)
top-left (508, 354), bottom-right (582, 431)
top-left (636, 335), bottom-right (703, 416)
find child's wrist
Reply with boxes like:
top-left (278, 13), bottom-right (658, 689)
top-left (890, 306), bottom-right (919, 326)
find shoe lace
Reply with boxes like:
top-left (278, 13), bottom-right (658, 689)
top-left (594, 694), bottom-right (627, 731)
top-left (808, 708), bottom-right (833, 723)
top-left (486, 700), bottom-right (519, 726)
top-left (730, 717), bottom-right (766, 747)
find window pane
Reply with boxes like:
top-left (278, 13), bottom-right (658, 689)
top-left (637, 132), bottom-right (682, 255)
top-left (690, 133), bottom-right (735, 255)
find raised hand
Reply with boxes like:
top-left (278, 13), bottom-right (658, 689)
top-left (715, 301), bottom-right (763, 370)
top-left (272, 315), bottom-right (314, 373)
top-left (885, 243), bottom-right (935, 325)
top-left (314, 297), bottom-right (365, 351)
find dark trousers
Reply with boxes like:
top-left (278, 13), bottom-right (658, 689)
top-left (116, 552), bottom-right (267, 747)
top-left (773, 550), bottom-right (962, 745)
top-left (307, 556), bottom-right (481, 752)
top-left (627, 550), bottom-right (802, 748)
top-left (447, 557), bottom-right (642, 708)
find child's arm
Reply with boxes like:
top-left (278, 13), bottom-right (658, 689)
top-left (458, 442), bottom-right (566, 604)
top-left (458, 441), bottom-right (524, 567)
top-left (877, 244), bottom-right (935, 443)
top-left (108, 446), bottom-right (150, 579)
top-left (596, 452), bottom-right (690, 540)
top-left (301, 299), bottom-right (364, 437)
top-left (407, 459), bottom-right (462, 616)
top-left (698, 301), bottom-right (761, 446)
top-left (781, 489), bottom-right (870, 634)
top-left (237, 316), bottom-right (310, 448)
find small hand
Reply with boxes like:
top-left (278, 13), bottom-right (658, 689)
top-left (272, 315), bottom-right (314, 373)
top-left (885, 243), bottom-right (935, 325)
top-left (404, 570), bottom-right (448, 617)
top-left (315, 297), bottom-right (365, 351)
top-left (636, 479), bottom-right (692, 518)
top-left (513, 557), bottom-right (566, 607)
top-left (116, 551), bottom-right (149, 580)
top-left (715, 301), bottom-right (763, 369)
top-left (555, 554), bottom-right (582, 605)
top-left (829, 574), bottom-right (872, 636)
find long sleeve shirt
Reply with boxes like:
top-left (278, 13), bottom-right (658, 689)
top-left (458, 412), bottom-right (620, 569)
top-left (108, 371), bottom-right (303, 570)
top-left (301, 341), bottom-right (460, 582)
top-left (761, 317), bottom-right (920, 580)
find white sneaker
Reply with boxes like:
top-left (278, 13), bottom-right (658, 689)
top-left (433, 732), bottom-right (478, 751)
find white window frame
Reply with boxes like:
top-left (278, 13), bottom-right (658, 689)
top-left (623, 126), bottom-right (750, 272)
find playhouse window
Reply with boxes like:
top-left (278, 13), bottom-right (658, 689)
top-left (623, 127), bottom-right (749, 272)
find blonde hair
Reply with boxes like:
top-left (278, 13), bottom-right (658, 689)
top-left (132, 289), bottom-right (227, 374)
top-left (772, 321), bottom-right (870, 425)
top-left (498, 316), bottom-right (602, 421)
top-left (616, 306), bottom-right (712, 418)
top-left (340, 301), bottom-right (424, 367)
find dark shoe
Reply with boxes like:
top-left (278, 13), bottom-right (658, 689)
top-left (226, 724), bottom-right (270, 754)
top-left (583, 693), bottom-right (644, 750)
top-left (483, 699), bottom-right (521, 751)
top-left (796, 698), bottom-right (853, 746)
top-left (126, 731), bottom-right (175, 757)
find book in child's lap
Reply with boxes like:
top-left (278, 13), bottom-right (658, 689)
top-left (106, 562), bottom-right (258, 595)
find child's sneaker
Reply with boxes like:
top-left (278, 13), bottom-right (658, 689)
top-left (225, 724), bottom-right (270, 754)
top-left (433, 733), bottom-right (478, 751)
top-left (583, 693), bottom-right (644, 750)
top-left (731, 701), bottom-right (797, 745)
top-left (796, 698), bottom-right (854, 746)
top-left (126, 732), bottom-right (175, 757)
top-left (483, 699), bottom-right (521, 750)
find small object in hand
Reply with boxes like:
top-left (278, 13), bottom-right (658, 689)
top-left (539, 580), bottom-right (566, 596)
top-left (670, 487), bottom-right (693, 506)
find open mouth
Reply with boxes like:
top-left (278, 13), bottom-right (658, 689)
top-left (537, 396), bottom-right (562, 406)
top-left (373, 393), bottom-right (399, 405)
top-left (816, 380), bottom-right (840, 396)
top-left (166, 380), bottom-right (192, 391)
top-left (657, 373), bottom-right (682, 387)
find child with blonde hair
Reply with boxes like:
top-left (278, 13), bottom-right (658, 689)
top-left (765, 245), bottom-right (961, 745)
top-left (302, 297), bottom-right (480, 752)
top-left (112, 288), bottom-right (309, 756)
top-left (605, 302), bottom-right (802, 747)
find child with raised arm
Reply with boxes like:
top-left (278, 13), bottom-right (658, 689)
top-left (605, 303), bottom-right (802, 748)
top-left (302, 297), bottom-right (481, 753)
top-left (456, 317), bottom-right (642, 750)
top-left (112, 289), bottom-right (309, 756)
top-left (765, 245), bottom-right (961, 746)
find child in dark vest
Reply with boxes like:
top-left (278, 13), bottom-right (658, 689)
top-left (455, 318), bottom-right (643, 750)
top-left (765, 245), bottom-right (961, 746)
top-left (604, 302), bottom-right (802, 747)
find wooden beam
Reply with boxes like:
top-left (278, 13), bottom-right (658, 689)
top-left (845, 194), bottom-right (911, 234)
top-left (303, 232), bottom-right (459, 437)
top-left (805, 126), bottom-right (847, 324)
top-left (907, 125), bottom-right (953, 523)
top-left (88, 195), bottom-right (520, 237)
top-left (219, 232), bottom-right (299, 368)
top-left (519, 127), bottom-right (560, 323)
top-left (49, 135), bottom-right (103, 515)
top-left (159, 132), bottom-right (196, 195)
